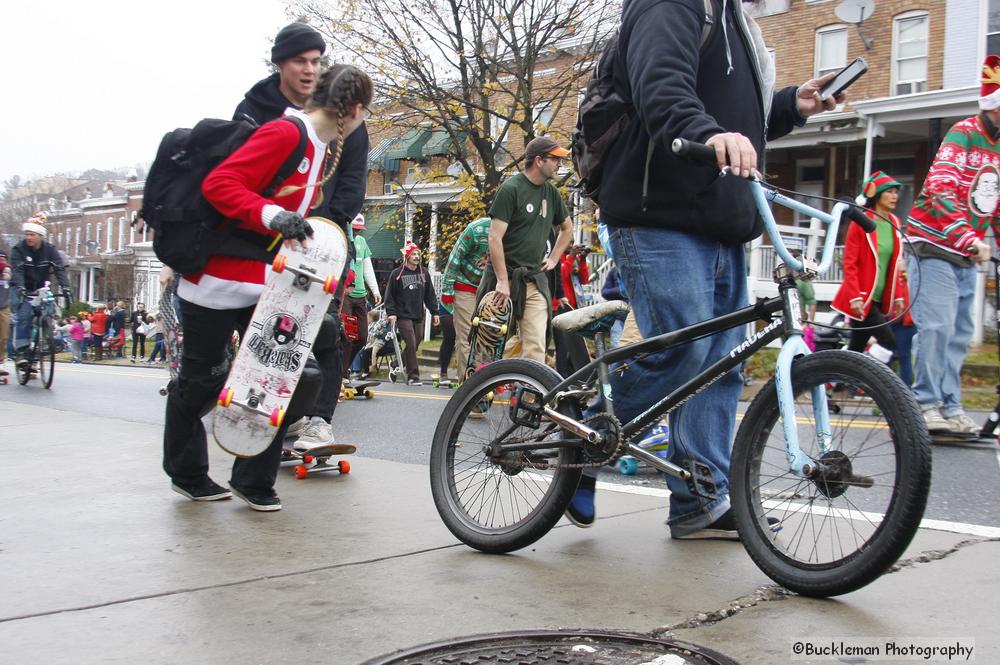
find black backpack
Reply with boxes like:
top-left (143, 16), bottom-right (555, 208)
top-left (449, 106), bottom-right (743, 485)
top-left (571, 0), bottom-right (715, 203)
top-left (140, 115), bottom-right (308, 274)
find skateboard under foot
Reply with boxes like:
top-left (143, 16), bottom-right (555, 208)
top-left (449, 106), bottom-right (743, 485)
top-left (341, 379), bottom-right (378, 400)
top-left (282, 443), bottom-right (356, 479)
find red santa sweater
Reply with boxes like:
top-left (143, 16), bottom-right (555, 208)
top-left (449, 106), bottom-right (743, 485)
top-left (178, 109), bottom-right (328, 309)
top-left (906, 114), bottom-right (1000, 260)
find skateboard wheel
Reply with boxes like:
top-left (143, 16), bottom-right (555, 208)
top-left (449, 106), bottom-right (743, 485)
top-left (303, 455), bottom-right (314, 463)
top-left (159, 386), bottom-right (168, 396)
top-left (218, 387), bottom-right (234, 407)
top-left (270, 407), bottom-right (285, 427)
top-left (495, 385), bottom-right (506, 394)
top-left (471, 316), bottom-right (480, 327)
top-left (323, 275), bottom-right (337, 294)
top-left (294, 465), bottom-right (308, 479)
top-left (272, 254), bottom-right (287, 272)
top-left (499, 324), bottom-right (508, 335)
top-left (363, 390), bottom-right (374, 399)
top-left (339, 460), bottom-right (351, 474)
top-left (618, 458), bottom-right (639, 475)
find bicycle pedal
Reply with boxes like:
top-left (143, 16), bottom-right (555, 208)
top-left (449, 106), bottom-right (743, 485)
top-left (685, 461), bottom-right (717, 500)
top-left (509, 386), bottom-right (544, 428)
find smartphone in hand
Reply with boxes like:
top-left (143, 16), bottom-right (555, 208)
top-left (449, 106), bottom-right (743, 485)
top-left (820, 57), bottom-right (868, 101)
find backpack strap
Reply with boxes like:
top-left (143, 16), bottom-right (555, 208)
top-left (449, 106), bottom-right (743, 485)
top-left (262, 115), bottom-right (309, 198)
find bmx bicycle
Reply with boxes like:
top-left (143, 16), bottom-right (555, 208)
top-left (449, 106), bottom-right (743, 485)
top-left (429, 139), bottom-right (932, 598)
top-left (16, 283), bottom-right (66, 389)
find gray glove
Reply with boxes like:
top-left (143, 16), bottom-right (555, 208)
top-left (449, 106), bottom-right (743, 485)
top-left (270, 211), bottom-right (314, 242)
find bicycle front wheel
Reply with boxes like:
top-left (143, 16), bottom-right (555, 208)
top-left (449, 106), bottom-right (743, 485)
top-left (731, 350), bottom-right (931, 597)
top-left (36, 320), bottom-right (55, 389)
top-left (429, 359), bottom-right (583, 553)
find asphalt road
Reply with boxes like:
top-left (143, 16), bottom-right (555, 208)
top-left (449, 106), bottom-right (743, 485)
top-left (4, 361), bottom-right (999, 529)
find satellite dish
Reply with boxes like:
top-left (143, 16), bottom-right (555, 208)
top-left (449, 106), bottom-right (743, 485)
top-left (834, 0), bottom-right (874, 24)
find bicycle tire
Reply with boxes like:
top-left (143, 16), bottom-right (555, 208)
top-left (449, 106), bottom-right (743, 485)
top-left (38, 318), bottom-right (55, 389)
top-left (731, 350), bottom-right (931, 597)
top-left (430, 358), bottom-right (583, 553)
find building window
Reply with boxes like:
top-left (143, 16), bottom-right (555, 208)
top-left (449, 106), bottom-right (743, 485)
top-left (989, 0), bottom-right (1000, 55)
top-left (815, 26), bottom-right (848, 79)
top-left (893, 12), bottom-right (928, 95)
top-left (533, 102), bottom-right (554, 134)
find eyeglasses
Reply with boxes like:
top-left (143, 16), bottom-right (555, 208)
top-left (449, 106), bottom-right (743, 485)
top-left (361, 104), bottom-right (372, 120)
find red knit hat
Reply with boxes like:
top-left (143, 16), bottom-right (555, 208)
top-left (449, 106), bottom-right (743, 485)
top-left (401, 240), bottom-right (420, 258)
top-left (981, 54), bottom-right (1000, 111)
top-left (860, 171), bottom-right (901, 201)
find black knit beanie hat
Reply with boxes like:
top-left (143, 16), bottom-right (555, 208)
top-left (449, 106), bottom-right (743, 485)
top-left (271, 23), bottom-right (326, 63)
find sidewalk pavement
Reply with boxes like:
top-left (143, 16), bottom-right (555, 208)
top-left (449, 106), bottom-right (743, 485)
top-left (1, 399), bottom-right (997, 664)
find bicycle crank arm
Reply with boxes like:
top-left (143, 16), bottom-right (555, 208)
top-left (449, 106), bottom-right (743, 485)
top-left (543, 407), bottom-right (601, 444)
top-left (625, 443), bottom-right (691, 480)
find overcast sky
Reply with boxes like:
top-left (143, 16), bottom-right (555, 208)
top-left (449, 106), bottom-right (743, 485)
top-left (0, 0), bottom-right (297, 185)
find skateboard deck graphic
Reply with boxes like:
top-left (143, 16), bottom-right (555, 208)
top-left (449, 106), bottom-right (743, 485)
top-left (213, 217), bottom-right (348, 457)
top-left (282, 443), bottom-right (355, 479)
top-left (464, 290), bottom-right (512, 381)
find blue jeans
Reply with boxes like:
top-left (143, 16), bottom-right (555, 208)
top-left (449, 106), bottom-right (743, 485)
top-left (906, 255), bottom-right (975, 417)
top-left (11, 291), bottom-right (34, 353)
top-left (890, 322), bottom-right (916, 386)
top-left (608, 226), bottom-right (748, 535)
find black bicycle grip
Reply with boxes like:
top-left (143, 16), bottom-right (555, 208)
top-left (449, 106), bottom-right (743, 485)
top-left (839, 199), bottom-right (877, 233)
top-left (671, 138), bottom-right (719, 167)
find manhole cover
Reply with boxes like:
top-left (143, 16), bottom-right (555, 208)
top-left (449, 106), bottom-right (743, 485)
top-left (362, 629), bottom-right (739, 665)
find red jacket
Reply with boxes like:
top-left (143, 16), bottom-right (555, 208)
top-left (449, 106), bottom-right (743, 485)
top-left (89, 309), bottom-right (108, 336)
top-left (558, 254), bottom-right (590, 310)
top-left (832, 210), bottom-right (907, 322)
top-left (180, 110), bottom-right (328, 310)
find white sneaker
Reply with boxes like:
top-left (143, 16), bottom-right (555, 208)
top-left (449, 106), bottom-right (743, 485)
top-left (922, 407), bottom-right (951, 432)
top-left (945, 412), bottom-right (979, 435)
top-left (297, 417), bottom-right (335, 447)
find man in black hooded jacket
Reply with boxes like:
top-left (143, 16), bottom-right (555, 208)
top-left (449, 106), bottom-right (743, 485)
top-left (567, 0), bottom-right (843, 538)
top-left (234, 22), bottom-right (370, 449)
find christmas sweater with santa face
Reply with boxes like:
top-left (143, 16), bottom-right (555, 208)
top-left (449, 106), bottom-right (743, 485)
top-left (906, 113), bottom-right (1000, 265)
top-left (181, 108), bottom-right (328, 310)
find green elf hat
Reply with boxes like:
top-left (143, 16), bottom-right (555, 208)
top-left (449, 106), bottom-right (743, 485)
top-left (858, 171), bottom-right (901, 204)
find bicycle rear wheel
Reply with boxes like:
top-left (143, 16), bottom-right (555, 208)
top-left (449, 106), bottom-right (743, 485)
top-left (36, 321), bottom-right (55, 389)
top-left (731, 350), bottom-right (931, 597)
top-left (429, 358), bottom-right (583, 553)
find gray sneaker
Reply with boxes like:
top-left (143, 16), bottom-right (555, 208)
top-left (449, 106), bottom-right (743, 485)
top-left (296, 416), bottom-right (335, 447)
top-left (945, 412), bottom-right (979, 435)
top-left (922, 407), bottom-right (951, 432)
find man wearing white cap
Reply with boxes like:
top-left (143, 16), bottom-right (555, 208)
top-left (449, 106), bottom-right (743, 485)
top-left (342, 213), bottom-right (381, 383)
top-left (9, 212), bottom-right (71, 368)
top-left (904, 54), bottom-right (1000, 435)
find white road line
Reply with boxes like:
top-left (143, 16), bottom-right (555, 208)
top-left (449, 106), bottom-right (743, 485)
top-left (594, 480), bottom-right (1000, 538)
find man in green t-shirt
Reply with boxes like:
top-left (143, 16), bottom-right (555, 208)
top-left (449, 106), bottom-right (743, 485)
top-left (343, 214), bottom-right (382, 379)
top-left (480, 137), bottom-right (574, 362)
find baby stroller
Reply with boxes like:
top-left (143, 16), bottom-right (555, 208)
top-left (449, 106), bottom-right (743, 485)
top-left (364, 304), bottom-right (406, 383)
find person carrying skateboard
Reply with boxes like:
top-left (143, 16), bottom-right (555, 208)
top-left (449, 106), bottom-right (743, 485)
top-left (903, 54), bottom-right (1000, 436)
top-left (234, 22), bottom-right (370, 450)
top-left (9, 213), bottom-right (72, 371)
top-left (163, 64), bottom-right (373, 512)
top-left (440, 217), bottom-right (490, 381)
top-left (384, 241), bottom-right (439, 385)
top-left (478, 137), bottom-right (574, 364)
top-left (0, 252), bottom-right (10, 378)
top-left (343, 213), bottom-right (381, 382)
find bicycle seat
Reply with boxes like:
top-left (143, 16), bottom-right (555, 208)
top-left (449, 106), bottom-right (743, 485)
top-left (552, 300), bottom-right (630, 338)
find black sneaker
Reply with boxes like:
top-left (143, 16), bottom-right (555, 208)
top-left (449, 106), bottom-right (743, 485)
top-left (671, 509), bottom-right (780, 541)
top-left (171, 478), bottom-right (232, 501)
top-left (230, 485), bottom-right (282, 512)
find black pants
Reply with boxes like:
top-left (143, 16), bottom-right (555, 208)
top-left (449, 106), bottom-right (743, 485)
top-left (309, 305), bottom-right (343, 422)
top-left (162, 298), bottom-right (322, 493)
top-left (439, 311), bottom-right (455, 375)
top-left (848, 305), bottom-right (896, 354)
top-left (131, 332), bottom-right (146, 359)
top-left (553, 305), bottom-right (591, 378)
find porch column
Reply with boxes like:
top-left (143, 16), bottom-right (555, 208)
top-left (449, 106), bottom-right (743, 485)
top-left (428, 203), bottom-right (439, 274)
top-left (404, 201), bottom-right (414, 242)
top-left (862, 115), bottom-right (876, 178)
top-left (747, 236), bottom-right (764, 301)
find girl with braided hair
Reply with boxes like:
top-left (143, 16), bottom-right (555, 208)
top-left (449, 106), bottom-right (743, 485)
top-left (163, 64), bottom-right (373, 513)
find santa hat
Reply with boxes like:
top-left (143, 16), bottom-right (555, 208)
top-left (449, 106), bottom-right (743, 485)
top-left (351, 214), bottom-right (366, 231)
top-left (23, 211), bottom-right (48, 237)
top-left (401, 240), bottom-right (420, 258)
top-left (981, 55), bottom-right (1000, 111)
top-left (856, 171), bottom-right (900, 205)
